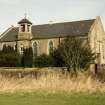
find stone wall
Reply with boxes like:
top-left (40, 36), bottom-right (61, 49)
top-left (17, 40), bottom-right (31, 49)
top-left (31, 38), bottom-right (60, 55)
top-left (18, 32), bottom-right (32, 40)
top-left (88, 16), bottom-right (105, 64)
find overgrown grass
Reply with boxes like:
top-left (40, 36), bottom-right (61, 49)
top-left (0, 70), bottom-right (104, 93)
top-left (0, 68), bottom-right (105, 105)
top-left (0, 91), bottom-right (105, 105)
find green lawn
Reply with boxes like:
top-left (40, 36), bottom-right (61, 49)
top-left (0, 91), bottom-right (105, 105)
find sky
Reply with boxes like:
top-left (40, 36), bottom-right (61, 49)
top-left (0, 0), bottom-right (105, 33)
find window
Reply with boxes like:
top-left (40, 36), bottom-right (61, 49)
top-left (33, 42), bottom-right (38, 57)
top-left (20, 45), bottom-right (24, 55)
top-left (27, 25), bottom-right (30, 32)
top-left (21, 24), bottom-right (25, 32)
top-left (49, 40), bottom-right (53, 54)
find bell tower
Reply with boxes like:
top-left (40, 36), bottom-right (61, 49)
top-left (18, 17), bottom-right (32, 40)
top-left (17, 16), bottom-right (32, 53)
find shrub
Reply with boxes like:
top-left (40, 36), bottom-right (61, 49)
top-left (34, 54), bottom-right (55, 67)
top-left (51, 49), bottom-right (65, 67)
top-left (0, 45), bottom-right (21, 67)
top-left (0, 53), bottom-right (21, 67)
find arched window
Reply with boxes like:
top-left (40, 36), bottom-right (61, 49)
top-left (49, 40), bottom-right (53, 54)
top-left (33, 42), bottom-right (38, 57)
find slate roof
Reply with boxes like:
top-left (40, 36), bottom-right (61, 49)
top-left (18, 18), bottom-right (32, 24)
top-left (0, 19), bottom-right (95, 42)
top-left (0, 27), bottom-right (18, 42)
top-left (32, 19), bottom-right (95, 39)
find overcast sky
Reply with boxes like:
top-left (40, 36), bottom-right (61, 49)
top-left (0, 0), bottom-right (105, 33)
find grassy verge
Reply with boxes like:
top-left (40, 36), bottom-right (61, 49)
top-left (0, 91), bottom-right (105, 105)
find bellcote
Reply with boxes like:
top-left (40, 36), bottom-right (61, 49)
top-left (18, 18), bottom-right (32, 33)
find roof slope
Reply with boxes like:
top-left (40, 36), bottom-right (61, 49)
top-left (32, 19), bottom-right (95, 39)
top-left (0, 19), bottom-right (95, 42)
top-left (0, 27), bottom-right (18, 42)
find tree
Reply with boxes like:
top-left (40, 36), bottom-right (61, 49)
top-left (51, 49), bottom-right (65, 67)
top-left (57, 37), bottom-right (95, 75)
top-left (23, 47), bottom-right (33, 67)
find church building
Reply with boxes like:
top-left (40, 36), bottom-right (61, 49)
top-left (0, 16), bottom-right (105, 65)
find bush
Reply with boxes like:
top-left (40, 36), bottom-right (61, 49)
top-left (0, 53), bottom-right (21, 67)
top-left (51, 49), bottom-right (65, 67)
top-left (34, 54), bottom-right (55, 67)
top-left (0, 45), bottom-right (21, 67)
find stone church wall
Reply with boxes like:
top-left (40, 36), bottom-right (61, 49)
top-left (88, 16), bottom-right (105, 65)
top-left (31, 38), bottom-right (60, 55)
top-left (17, 40), bottom-right (31, 49)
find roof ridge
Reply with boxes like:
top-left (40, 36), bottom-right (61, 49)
top-left (32, 19), bottom-right (95, 27)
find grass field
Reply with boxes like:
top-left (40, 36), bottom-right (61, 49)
top-left (0, 91), bottom-right (105, 105)
top-left (0, 68), bottom-right (105, 105)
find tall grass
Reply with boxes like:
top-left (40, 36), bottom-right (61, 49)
top-left (0, 69), bottom-right (104, 93)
